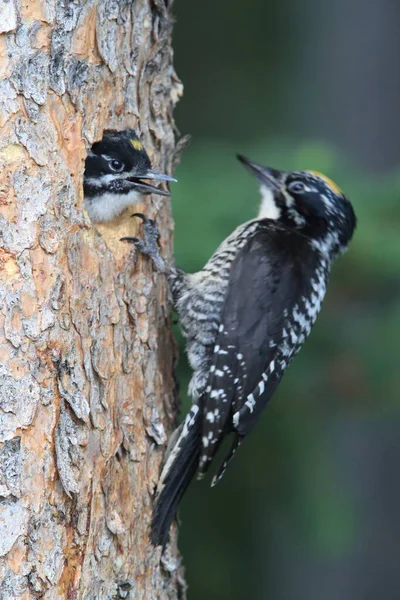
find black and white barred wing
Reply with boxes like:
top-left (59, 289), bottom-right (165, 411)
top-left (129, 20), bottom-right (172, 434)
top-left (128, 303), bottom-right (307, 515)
top-left (199, 225), bottom-right (319, 480)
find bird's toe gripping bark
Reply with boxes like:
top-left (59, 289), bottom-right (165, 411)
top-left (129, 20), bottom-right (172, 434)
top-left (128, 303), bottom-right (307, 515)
top-left (121, 213), bottom-right (167, 272)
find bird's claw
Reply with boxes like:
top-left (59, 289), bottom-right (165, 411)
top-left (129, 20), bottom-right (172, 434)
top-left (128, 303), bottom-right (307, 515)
top-left (131, 213), bottom-right (146, 223)
top-left (121, 214), bottom-right (167, 273)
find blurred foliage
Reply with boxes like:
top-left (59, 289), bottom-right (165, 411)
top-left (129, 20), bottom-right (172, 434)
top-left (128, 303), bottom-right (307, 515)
top-left (170, 0), bottom-right (400, 597)
top-left (169, 140), bottom-right (400, 600)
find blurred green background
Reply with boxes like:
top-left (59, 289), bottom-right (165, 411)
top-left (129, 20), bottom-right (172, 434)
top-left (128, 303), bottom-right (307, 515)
top-left (170, 1), bottom-right (400, 598)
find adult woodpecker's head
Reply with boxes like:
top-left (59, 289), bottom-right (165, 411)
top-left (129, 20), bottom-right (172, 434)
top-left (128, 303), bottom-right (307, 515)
top-left (237, 154), bottom-right (356, 257)
top-left (84, 129), bottom-right (176, 223)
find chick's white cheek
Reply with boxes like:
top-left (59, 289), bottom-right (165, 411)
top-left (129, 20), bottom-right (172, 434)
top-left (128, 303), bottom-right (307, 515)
top-left (258, 185), bottom-right (281, 219)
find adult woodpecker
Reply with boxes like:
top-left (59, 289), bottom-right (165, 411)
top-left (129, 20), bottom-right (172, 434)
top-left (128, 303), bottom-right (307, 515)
top-left (122, 155), bottom-right (357, 547)
top-left (83, 129), bottom-right (176, 223)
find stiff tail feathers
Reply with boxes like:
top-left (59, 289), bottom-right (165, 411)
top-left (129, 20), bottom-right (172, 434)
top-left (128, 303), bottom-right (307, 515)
top-left (151, 403), bottom-right (202, 547)
top-left (211, 433), bottom-right (243, 487)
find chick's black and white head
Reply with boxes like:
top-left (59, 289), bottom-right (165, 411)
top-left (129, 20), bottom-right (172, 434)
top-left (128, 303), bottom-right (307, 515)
top-left (84, 129), bottom-right (176, 223)
top-left (238, 155), bottom-right (356, 258)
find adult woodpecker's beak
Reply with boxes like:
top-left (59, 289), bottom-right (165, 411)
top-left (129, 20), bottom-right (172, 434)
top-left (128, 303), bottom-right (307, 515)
top-left (237, 154), bottom-right (282, 190)
top-left (126, 169), bottom-right (177, 197)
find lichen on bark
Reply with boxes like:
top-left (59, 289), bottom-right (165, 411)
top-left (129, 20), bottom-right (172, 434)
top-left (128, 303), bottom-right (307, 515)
top-left (0, 1), bottom-right (184, 598)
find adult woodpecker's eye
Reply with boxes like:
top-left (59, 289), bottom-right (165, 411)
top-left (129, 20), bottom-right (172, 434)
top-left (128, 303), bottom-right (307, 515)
top-left (109, 159), bottom-right (125, 172)
top-left (288, 181), bottom-right (306, 194)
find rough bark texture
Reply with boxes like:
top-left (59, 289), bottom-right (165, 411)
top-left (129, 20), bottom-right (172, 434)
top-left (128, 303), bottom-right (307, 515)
top-left (0, 1), bottom-right (185, 598)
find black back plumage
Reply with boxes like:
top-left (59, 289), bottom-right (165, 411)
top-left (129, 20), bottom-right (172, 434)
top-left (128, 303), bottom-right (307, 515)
top-left (199, 222), bottom-right (328, 479)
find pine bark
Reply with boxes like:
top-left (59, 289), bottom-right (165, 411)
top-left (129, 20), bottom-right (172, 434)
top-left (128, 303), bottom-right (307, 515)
top-left (0, 1), bottom-right (184, 598)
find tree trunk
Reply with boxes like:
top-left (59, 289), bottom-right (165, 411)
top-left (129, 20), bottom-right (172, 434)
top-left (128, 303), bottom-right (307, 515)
top-left (0, 1), bottom-right (184, 598)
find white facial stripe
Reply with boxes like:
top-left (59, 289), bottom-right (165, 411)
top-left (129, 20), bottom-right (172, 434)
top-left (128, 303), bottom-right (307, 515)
top-left (282, 189), bottom-right (294, 206)
top-left (320, 193), bottom-right (335, 209)
top-left (281, 189), bottom-right (306, 226)
top-left (85, 174), bottom-right (116, 186)
top-left (258, 185), bottom-right (281, 220)
top-left (85, 170), bottom-right (138, 186)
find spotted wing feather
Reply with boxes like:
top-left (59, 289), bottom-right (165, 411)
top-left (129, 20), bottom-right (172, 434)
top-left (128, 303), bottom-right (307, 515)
top-left (199, 223), bottom-right (325, 476)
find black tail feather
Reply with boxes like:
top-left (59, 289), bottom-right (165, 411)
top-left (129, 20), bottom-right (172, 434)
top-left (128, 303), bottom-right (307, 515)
top-left (211, 433), bottom-right (243, 487)
top-left (151, 404), bottom-right (202, 547)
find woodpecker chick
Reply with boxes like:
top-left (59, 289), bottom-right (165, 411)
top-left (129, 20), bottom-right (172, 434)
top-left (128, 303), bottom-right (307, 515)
top-left (83, 129), bottom-right (176, 222)
top-left (123, 156), bottom-right (356, 547)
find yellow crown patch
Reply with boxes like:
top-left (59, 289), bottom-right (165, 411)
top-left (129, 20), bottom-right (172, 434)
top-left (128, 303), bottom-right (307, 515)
top-left (307, 171), bottom-right (342, 195)
top-left (130, 138), bottom-right (143, 151)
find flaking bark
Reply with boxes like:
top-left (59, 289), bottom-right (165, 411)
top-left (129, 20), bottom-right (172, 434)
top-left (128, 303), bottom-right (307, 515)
top-left (0, 1), bottom-right (185, 598)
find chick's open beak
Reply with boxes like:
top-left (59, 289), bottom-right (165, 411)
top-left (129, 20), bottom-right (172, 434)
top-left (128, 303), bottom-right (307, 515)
top-left (142, 169), bottom-right (177, 183)
top-left (127, 169), bottom-right (177, 197)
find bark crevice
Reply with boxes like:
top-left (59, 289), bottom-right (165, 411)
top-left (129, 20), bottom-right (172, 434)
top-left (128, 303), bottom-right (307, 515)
top-left (0, 1), bottom-right (184, 597)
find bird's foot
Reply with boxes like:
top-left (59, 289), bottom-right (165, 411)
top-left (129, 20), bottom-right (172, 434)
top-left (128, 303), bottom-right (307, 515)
top-left (121, 213), bottom-right (167, 272)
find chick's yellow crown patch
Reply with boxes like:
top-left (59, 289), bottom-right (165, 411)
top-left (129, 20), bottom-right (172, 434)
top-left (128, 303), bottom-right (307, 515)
top-left (130, 138), bottom-right (143, 151)
top-left (307, 171), bottom-right (342, 195)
